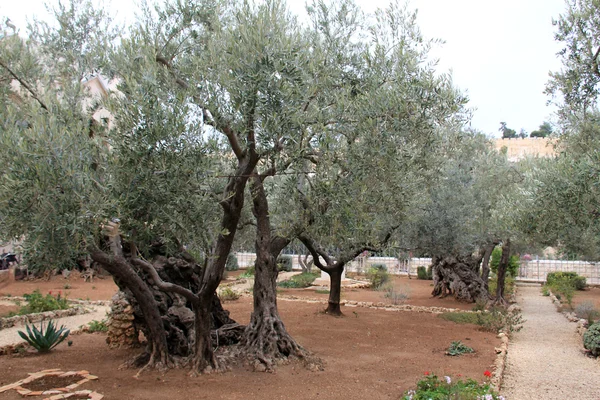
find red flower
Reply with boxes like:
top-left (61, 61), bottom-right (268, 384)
top-left (49, 291), bottom-right (52, 295)
top-left (484, 370), bottom-right (492, 377)
top-left (424, 371), bottom-right (430, 376)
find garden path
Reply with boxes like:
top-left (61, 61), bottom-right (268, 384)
top-left (0, 304), bottom-right (109, 348)
top-left (501, 285), bottom-right (600, 399)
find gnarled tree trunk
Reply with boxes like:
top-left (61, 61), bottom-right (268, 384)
top-left (431, 253), bottom-right (489, 302)
top-left (242, 175), bottom-right (308, 371)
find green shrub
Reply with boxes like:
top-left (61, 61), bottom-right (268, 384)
top-left (87, 319), bottom-right (108, 333)
top-left (18, 290), bottom-right (69, 315)
top-left (277, 255), bottom-right (293, 272)
top-left (18, 320), bottom-right (70, 353)
top-left (472, 298), bottom-right (487, 312)
top-left (440, 307), bottom-right (524, 334)
top-left (546, 271), bottom-right (586, 290)
top-left (225, 253), bottom-right (239, 271)
top-left (240, 265), bottom-right (255, 278)
top-left (583, 322), bottom-right (600, 356)
top-left (575, 301), bottom-right (600, 325)
top-left (416, 266), bottom-right (432, 280)
top-left (490, 247), bottom-right (519, 277)
top-left (278, 272), bottom-right (319, 288)
top-left (218, 287), bottom-right (240, 301)
top-left (367, 266), bottom-right (389, 289)
top-left (541, 285), bottom-right (550, 296)
top-left (402, 374), bottom-right (501, 400)
top-left (446, 341), bottom-right (474, 356)
top-left (550, 279), bottom-right (575, 308)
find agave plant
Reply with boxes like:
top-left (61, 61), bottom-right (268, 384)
top-left (18, 320), bottom-right (70, 353)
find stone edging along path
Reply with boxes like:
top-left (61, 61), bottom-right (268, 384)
top-left (0, 296), bottom-right (109, 331)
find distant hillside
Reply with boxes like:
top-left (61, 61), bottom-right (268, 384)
top-left (494, 138), bottom-right (556, 161)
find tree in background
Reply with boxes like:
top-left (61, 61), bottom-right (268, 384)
top-left (499, 121), bottom-right (517, 138)
top-left (529, 121), bottom-right (553, 138)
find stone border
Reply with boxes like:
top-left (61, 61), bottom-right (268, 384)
top-left (546, 290), bottom-right (589, 336)
top-left (0, 369), bottom-right (102, 399)
top-left (0, 305), bottom-right (91, 331)
top-left (276, 294), bottom-right (476, 314)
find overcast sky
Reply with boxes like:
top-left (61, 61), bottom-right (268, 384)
top-left (2, 0), bottom-right (567, 137)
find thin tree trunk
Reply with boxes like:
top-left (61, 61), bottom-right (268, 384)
top-left (481, 242), bottom-right (497, 293)
top-left (494, 239), bottom-right (511, 306)
top-left (325, 267), bottom-right (343, 315)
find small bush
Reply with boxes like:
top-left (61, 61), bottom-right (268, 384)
top-left (575, 301), bottom-right (600, 325)
top-left (402, 374), bottom-right (501, 400)
top-left (488, 275), bottom-right (515, 296)
top-left (87, 319), bottom-right (108, 333)
top-left (277, 255), bottom-right (293, 272)
top-left (550, 279), bottom-right (575, 309)
top-left (416, 266), bottom-right (432, 280)
top-left (240, 265), bottom-right (255, 278)
top-left (472, 298), bottom-right (487, 312)
top-left (367, 266), bottom-right (389, 289)
top-left (383, 284), bottom-right (410, 305)
top-left (18, 290), bottom-right (69, 315)
top-left (440, 307), bottom-right (524, 334)
top-left (278, 272), bottom-right (319, 288)
top-left (541, 285), bottom-right (550, 296)
top-left (446, 340), bottom-right (474, 356)
top-left (218, 287), bottom-right (240, 301)
top-left (583, 322), bottom-right (600, 356)
top-left (547, 271), bottom-right (586, 290)
top-left (225, 253), bottom-right (239, 271)
top-left (18, 320), bottom-right (70, 353)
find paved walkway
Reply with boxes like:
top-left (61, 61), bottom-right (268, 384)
top-left (0, 304), bottom-right (110, 347)
top-left (501, 285), bottom-right (600, 399)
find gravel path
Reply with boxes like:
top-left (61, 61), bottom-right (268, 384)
top-left (0, 304), bottom-right (110, 347)
top-left (501, 285), bottom-right (600, 399)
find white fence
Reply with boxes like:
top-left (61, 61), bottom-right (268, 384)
top-left (517, 259), bottom-right (600, 285)
top-left (235, 252), bottom-right (600, 285)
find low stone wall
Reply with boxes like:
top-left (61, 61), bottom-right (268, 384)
top-left (105, 292), bottom-right (138, 348)
top-left (0, 302), bottom-right (90, 331)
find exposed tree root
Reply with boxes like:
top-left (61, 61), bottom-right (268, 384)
top-left (241, 312), bottom-right (323, 372)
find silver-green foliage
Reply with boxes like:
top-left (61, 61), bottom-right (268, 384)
top-left (18, 320), bottom-right (70, 352)
top-left (584, 322), bottom-right (600, 356)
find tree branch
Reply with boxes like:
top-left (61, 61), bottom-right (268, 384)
top-left (0, 58), bottom-right (49, 111)
top-left (130, 257), bottom-right (199, 303)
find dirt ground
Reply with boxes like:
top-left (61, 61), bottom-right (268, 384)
top-left (0, 304), bottom-right (19, 318)
top-left (0, 273), bottom-right (118, 301)
top-left (0, 274), bottom-right (499, 399)
top-left (279, 276), bottom-right (474, 311)
top-left (571, 286), bottom-right (600, 309)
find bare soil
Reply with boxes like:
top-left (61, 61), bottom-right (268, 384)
top-left (0, 304), bottom-right (19, 318)
top-left (0, 274), bottom-right (118, 302)
top-left (0, 274), bottom-right (499, 399)
top-left (571, 286), bottom-right (600, 309)
top-left (279, 276), bottom-right (475, 311)
top-left (21, 375), bottom-right (81, 391)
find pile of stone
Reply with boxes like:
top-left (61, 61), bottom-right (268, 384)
top-left (106, 292), bottom-right (138, 348)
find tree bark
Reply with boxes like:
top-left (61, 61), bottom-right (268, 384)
top-left (480, 242), bottom-right (497, 293)
top-left (493, 238), bottom-right (511, 306)
top-left (242, 175), bottom-right (307, 370)
top-left (89, 248), bottom-right (171, 370)
top-left (431, 254), bottom-right (490, 302)
top-left (325, 268), bottom-right (343, 315)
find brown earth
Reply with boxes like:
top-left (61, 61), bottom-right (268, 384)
top-left (0, 274), bottom-right (119, 302)
top-left (571, 286), bottom-right (600, 309)
top-left (0, 273), bottom-right (499, 399)
top-left (0, 304), bottom-right (19, 318)
top-left (279, 275), bottom-right (474, 311)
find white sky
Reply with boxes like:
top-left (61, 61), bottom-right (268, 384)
top-left (1, 0), bottom-right (567, 137)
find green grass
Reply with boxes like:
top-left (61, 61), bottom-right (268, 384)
top-left (278, 272), bottom-right (319, 288)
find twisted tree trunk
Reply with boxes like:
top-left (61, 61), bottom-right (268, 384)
top-left (431, 253), bottom-right (489, 302)
top-left (493, 238), bottom-right (511, 306)
top-left (242, 175), bottom-right (307, 371)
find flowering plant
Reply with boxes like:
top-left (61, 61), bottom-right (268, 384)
top-left (402, 373), bottom-right (504, 400)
